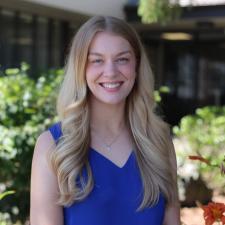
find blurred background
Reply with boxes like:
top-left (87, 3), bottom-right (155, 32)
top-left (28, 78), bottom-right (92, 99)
top-left (0, 0), bottom-right (224, 224)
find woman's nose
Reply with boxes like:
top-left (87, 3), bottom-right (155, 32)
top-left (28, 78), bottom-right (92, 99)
top-left (103, 60), bottom-right (118, 78)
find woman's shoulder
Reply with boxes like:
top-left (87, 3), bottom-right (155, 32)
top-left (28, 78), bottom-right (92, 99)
top-left (36, 130), bottom-right (54, 147)
top-left (33, 122), bottom-right (62, 161)
top-left (30, 126), bottom-right (64, 225)
top-left (33, 130), bottom-right (55, 162)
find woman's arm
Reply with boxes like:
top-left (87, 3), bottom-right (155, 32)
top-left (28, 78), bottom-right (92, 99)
top-left (163, 203), bottom-right (181, 225)
top-left (30, 131), bottom-right (64, 225)
top-left (163, 137), bottom-right (181, 225)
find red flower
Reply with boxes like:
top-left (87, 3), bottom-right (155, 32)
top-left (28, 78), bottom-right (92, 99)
top-left (189, 155), bottom-right (210, 165)
top-left (202, 202), bottom-right (225, 225)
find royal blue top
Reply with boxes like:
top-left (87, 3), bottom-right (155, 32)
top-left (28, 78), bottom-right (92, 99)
top-left (49, 123), bottom-right (165, 225)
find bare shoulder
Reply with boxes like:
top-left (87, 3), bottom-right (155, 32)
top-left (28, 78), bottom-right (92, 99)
top-left (34, 130), bottom-right (55, 156)
top-left (30, 130), bottom-right (63, 225)
top-left (31, 129), bottom-right (59, 188)
top-left (31, 130), bottom-right (56, 174)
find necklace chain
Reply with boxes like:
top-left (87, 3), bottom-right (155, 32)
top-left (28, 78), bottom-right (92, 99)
top-left (92, 125), bottom-right (125, 151)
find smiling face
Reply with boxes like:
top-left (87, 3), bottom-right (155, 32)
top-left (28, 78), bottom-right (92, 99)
top-left (86, 32), bottom-right (136, 106)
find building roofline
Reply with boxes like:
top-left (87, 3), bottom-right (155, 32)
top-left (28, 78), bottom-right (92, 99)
top-left (0, 0), bottom-right (90, 23)
top-left (130, 17), bottom-right (225, 33)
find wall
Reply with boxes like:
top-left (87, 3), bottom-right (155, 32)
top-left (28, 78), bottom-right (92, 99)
top-left (26, 0), bottom-right (128, 19)
top-left (179, 0), bottom-right (225, 6)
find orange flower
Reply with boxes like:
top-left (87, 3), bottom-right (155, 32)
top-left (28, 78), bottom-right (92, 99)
top-left (202, 202), bottom-right (225, 225)
top-left (189, 155), bottom-right (210, 165)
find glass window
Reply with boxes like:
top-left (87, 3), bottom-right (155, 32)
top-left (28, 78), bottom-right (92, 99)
top-left (177, 53), bottom-right (196, 99)
top-left (0, 7), bottom-right (82, 74)
top-left (16, 13), bottom-right (33, 66)
top-left (51, 20), bottom-right (61, 68)
top-left (0, 9), bottom-right (15, 69)
top-left (36, 16), bottom-right (48, 71)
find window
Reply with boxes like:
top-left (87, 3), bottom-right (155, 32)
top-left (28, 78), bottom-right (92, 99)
top-left (0, 9), bottom-right (15, 69)
top-left (0, 7), bottom-right (81, 76)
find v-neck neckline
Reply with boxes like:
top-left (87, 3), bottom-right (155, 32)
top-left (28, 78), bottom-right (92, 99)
top-left (89, 147), bottom-right (135, 169)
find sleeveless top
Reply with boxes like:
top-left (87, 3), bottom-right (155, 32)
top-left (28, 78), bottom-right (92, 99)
top-left (49, 123), bottom-right (165, 225)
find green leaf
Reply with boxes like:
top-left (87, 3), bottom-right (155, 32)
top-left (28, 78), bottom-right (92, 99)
top-left (5, 68), bottom-right (20, 76)
top-left (0, 191), bottom-right (15, 201)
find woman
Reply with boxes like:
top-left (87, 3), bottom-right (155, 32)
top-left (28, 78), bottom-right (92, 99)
top-left (30, 16), bottom-right (180, 225)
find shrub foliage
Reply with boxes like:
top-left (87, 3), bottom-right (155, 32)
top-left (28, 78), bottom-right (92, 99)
top-left (173, 106), bottom-right (225, 191)
top-left (0, 64), bottom-right (62, 223)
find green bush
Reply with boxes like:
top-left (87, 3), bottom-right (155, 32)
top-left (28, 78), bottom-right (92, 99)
top-left (0, 63), bottom-right (63, 223)
top-left (0, 64), bottom-right (169, 223)
top-left (173, 106), bottom-right (225, 194)
top-left (138, 0), bottom-right (181, 24)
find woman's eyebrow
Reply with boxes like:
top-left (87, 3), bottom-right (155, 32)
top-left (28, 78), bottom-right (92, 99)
top-left (116, 50), bottom-right (132, 56)
top-left (88, 50), bottom-right (132, 57)
top-left (88, 52), bottom-right (102, 56)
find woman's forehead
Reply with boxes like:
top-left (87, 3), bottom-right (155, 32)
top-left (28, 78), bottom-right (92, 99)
top-left (88, 32), bottom-right (134, 55)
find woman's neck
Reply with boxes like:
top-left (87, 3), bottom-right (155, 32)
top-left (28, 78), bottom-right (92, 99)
top-left (89, 97), bottom-right (127, 134)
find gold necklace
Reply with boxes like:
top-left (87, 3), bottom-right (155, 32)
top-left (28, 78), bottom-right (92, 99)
top-left (92, 125), bottom-right (125, 151)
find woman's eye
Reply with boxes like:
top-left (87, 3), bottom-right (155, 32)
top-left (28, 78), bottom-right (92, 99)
top-left (90, 59), bottom-right (103, 64)
top-left (116, 58), bottom-right (129, 64)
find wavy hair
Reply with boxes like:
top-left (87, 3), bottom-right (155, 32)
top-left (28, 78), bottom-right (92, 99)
top-left (50, 16), bottom-right (178, 210)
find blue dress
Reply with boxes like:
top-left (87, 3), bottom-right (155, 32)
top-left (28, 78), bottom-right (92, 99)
top-left (49, 123), bottom-right (165, 225)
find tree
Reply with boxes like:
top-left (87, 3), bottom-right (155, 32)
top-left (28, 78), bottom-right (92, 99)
top-left (138, 0), bottom-right (181, 24)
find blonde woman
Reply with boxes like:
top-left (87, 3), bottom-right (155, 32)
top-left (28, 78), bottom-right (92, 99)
top-left (30, 16), bottom-right (180, 225)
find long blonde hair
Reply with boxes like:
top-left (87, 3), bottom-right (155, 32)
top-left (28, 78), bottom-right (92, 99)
top-left (50, 16), bottom-right (178, 210)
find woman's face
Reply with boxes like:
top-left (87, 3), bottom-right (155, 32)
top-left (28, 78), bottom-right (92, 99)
top-left (86, 31), bottom-right (136, 106)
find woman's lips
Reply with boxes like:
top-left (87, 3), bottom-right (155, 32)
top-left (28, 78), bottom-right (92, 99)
top-left (100, 82), bottom-right (123, 89)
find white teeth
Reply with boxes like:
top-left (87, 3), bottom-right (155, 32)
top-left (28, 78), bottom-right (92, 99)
top-left (101, 82), bottom-right (121, 89)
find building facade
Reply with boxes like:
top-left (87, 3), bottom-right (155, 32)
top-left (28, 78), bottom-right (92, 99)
top-left (125, 2), bottom-right (225, 124)
top-left (0, 0), bottom-right (134, 74)
top-left (0, 0), bottom-right (224, 124)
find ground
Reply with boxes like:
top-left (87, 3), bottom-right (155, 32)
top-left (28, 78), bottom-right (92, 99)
top-left (180, 192), bottom-right (225, 225)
